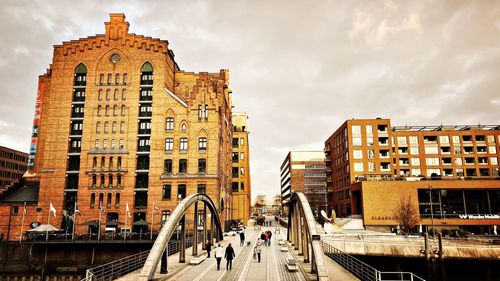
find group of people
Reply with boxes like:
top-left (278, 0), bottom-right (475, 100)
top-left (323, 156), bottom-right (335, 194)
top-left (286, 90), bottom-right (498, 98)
top-left (203, 224), bottom-right (275, 271)
top-left (263, 221), bottom-right (273, 226)
top-left (260, 230), bottom-right (272, 246)
top-left (206, 240), bottom-right (235, 270)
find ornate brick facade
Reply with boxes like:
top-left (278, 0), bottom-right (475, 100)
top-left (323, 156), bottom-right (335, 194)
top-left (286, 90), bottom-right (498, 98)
top-left (2, 14), bottom-right (239, 240)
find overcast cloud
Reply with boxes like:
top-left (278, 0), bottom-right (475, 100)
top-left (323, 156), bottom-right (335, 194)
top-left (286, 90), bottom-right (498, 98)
top-left (0, 0), bottom-right (499, 201)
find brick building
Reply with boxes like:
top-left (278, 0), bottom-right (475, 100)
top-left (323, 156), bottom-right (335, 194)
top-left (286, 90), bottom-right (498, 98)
top-left (324, 119), bottom-right (500, 233)
top-left (1, 14), bottom-right (242, 241)
top-left (0, 146), bottom-right (28, 190)
top-left (231, 112), bottom-right (251, 225)
top-left (280, 151), bottom-right (327, 218)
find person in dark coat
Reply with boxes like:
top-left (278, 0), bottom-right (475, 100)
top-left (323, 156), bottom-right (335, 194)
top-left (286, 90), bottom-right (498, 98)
top-left (225, 243), bottom-right (235, 270)
top-left (239, 231), bottom-right (245, 246)
top-left (206, 240), bottom-right (212, 258)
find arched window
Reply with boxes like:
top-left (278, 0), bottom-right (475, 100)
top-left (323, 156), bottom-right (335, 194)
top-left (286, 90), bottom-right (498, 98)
top-left (106, 89), bottom-right (111, 101)
top-left (97, 105), bottom-right (102, 116)
top-left (114, 89), bottom-right (119, 101)
top-left (122, 89), bottom-right (126, 100)
top-left (98, 89), bottom-right (103, 101)
top-left (181, 123), bottom-right (187, 132)
top-left (140, 62), bottom-right (153, 85)
top-left (166, 117), bottom-right (174, 131)
top-left (74, 64), bottom-right (87, 86)
top-left (115, 74), bottom-right (120, 85)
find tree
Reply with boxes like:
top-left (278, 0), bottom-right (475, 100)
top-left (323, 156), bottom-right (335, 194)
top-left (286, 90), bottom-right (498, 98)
top-left (272, 195), bottom-right (281, 207)
top-left (254, 194), bottom-right (267, 208)
top-left (393, 194), bottom-right (420, 235)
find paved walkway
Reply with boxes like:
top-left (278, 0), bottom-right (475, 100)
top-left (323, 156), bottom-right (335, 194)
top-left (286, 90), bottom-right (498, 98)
top-left (118, 217), bottom-right (357, 281)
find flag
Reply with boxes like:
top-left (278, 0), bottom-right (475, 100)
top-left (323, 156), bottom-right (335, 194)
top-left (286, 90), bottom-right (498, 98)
top-left (126, 203), bottom-right (131, 218)
top-left (99, 202), bottom-right (105, 214)
top-left (153, 201), bottom-right (161, 215)
top-left (75, 203), bottom-right (83, 217)
top-left (49, 202), bottom-right (57, 218)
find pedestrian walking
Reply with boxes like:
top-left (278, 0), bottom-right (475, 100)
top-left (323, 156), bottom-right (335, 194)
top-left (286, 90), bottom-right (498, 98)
top-left (225, 243), bottom-right (235, 270)
top-left (206, 240), bottom-right (212, 258)
top-left (267, 231), bottom-right (272, 246)
top-left (254, 238), bottom-right (263, 263)
top-left (214, 243), bottom-right (224, 271)
top-left (239, 231), bottom-right (245, 246)
top-left (265, 231), bottom-right (269, 246)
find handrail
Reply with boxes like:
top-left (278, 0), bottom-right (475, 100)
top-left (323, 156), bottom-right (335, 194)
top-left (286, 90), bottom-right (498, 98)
top-left (321, 241), bottom-right (426, 281)
top-left (81, 234), bottom-right (200, 281)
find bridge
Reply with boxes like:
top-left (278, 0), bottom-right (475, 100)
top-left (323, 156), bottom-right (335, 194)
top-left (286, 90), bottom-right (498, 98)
top-left (81, 192), bottom-right (427, 281)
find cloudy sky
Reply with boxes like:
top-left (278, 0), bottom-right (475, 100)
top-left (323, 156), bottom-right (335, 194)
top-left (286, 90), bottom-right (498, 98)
top-left (1, 0), bottom-right (499, 201)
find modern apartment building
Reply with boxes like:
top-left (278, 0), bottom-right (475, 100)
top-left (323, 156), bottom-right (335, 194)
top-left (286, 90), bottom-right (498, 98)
top-left (0, 14), bottom-right (240, 241)
top-left (280, 151), bottom-right (327, 218)
top-left (231, 112), bottom-right (251, 225)
top-left (324, 119), bottom-right (500, 233)
top-left (0, 146), bottom-right (28, 190)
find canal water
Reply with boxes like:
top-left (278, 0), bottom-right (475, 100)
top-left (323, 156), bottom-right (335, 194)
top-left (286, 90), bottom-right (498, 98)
top-left (355, 255), bottom-right (500, 281)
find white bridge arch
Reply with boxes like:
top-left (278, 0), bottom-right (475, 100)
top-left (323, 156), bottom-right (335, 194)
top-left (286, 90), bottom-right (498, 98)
top-left (139, 193), bottom-right (223, 280)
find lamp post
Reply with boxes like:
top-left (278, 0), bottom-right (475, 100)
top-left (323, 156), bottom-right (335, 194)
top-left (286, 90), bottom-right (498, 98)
top-left (429, 185), bottom-right (435, 237)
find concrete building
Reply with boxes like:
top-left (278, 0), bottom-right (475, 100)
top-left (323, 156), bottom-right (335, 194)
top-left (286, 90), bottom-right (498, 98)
top-left (0, 14), bottom-right (243, 241)
top-left (324, 119), bottom-right (500, 233)
top-left (0, 146), bottom-right (28, 191)
top-left (280, 151), bottom-right (327, 218)
top-left (231, 112), bottom-right (251, 225)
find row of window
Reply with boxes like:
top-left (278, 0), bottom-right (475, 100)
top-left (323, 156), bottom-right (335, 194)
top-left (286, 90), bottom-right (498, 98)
top-left (91, 173), bottom-right (123, 187)
top-left (97, 105), bottom-right (126, 117)
top-left (165, 118), bottom-right (189, 131)
top-left (232, 182), bottom-right (245, 192)
top-left (163, 158), bottom-right (207, 174)
top-left (164, 137), bottom-right (207, 152)
top-left (92, 156), bottom-right (123, 169)
top-left (0, 151), bottom-right (28, 162)
top-left (98, 89), bottom-right (127, 101)
top-left (351, 145), bottom-right (497, 160)
top-left (90, 192), bottom-right (121, 209)
top-left (0, 171), bottom-right (23, 180)
top-left (0, 160), bottom-right (27, 171)
top-left (98, 73), bottom-right (128, 85)
top-left (232, 167), bottom-right (246, 177)
top-left (96, 121), bottom-right (126, 134)
top-left (94, 139), bottom-right (126, 149)
top-left (162, 183), bottom-right (207, 200)
top-left (198, 105), bottom-right (209, 119)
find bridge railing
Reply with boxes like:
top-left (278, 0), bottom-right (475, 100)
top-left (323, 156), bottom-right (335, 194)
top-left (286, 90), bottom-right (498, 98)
top-left (321, 241), bottom-right (425, 281)
top-left (81, 235), bottom-right (199, 281)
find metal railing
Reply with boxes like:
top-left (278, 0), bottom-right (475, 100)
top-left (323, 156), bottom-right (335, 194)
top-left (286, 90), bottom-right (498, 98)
top-left (82, 234), bottom-right (200, 281)
top-left (321, 241), bottom-right (425, 281)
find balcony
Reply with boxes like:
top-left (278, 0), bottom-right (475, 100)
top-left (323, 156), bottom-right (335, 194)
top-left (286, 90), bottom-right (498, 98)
top-left (324, 146), bottom-right (331, 153)
top-left (139, 95), bottom-right (153, 102)
top-left (70, 130), bottom-right (83, 136)
top-left (137, 146), bottom-right (150, 152)
top-left (138, 129), bottom-right (151, 135)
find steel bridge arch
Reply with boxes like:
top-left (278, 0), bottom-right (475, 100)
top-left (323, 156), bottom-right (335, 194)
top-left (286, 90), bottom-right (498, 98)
top-left (139, 193), bottom-right (223, 280)
top-left (288, 192), bottom-right (330, 281)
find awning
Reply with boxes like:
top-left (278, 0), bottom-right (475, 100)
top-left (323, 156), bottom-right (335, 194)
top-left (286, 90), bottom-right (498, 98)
top-left (133, 219), bottom-right (150, 226)
top-left (82, 220), bottom-right (99, 227)
top-left (26, 224), bottom-right (60, 232)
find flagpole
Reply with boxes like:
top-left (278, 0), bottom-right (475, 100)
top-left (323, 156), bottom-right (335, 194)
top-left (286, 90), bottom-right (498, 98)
top-left (19, 201), bottom-right (26, 243)
top-left (72, 203), bottom-right (77, 241)
top-left (150, 201), bottom-right (154, 241)
top-left (98, 207), bottom-right (101, 242)
top-left (46, 203), bottom-right (51, 242)
top-left (124, 212), bottom-right (127, 242)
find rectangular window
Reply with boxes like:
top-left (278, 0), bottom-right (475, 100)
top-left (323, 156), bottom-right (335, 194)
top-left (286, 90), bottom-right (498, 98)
top-left (198, 105), bottom-right (202, 119)
top-left (351, 125), bottom-right (361, 134)
top-left (120, 122), bottom-right (125, 133)
top-left (197, 184), bottom-right (206, 194)
top-left (411, 169), bottom-right (421, 176)
top-left (397, 136), bottom-right (407, 145)
top-left (489, 146), bottom-right (497, 154)
top-left (366, 125), bottom-right (372, 134)
top-left (204, 105), bottom-right (209, 118)
top-left (198, 158), bottom-right (206, 173)
top-left (162, 185), bottom-right (171, 200)
top-left (179, 159), bottom-right (187, 173)
top-left (491, 157), bottom-right (498, 165)
top-left (164, 159), bottom-right (172, 174)
top-left (240, 167), bottom-right (245, 175)
top-left (424, 146), bottom-right (439, 154)
top-left (178, 184), bottom-right (186, 199)
top-left (240, 138), bottom-right (245, 146)
top-left (353, 137), bottom-right (362, 146)
top-left (199, 137), bottom-right (207, 151)
top-left (232, 138), bottom-right (239, 148)
top-left (427, 168), bottom-right (441, 176)
top-left (166, 118), bottom-right (174, 130)
top-left (240, 153), bottom-right (245, 160)
top-left (425, 158), bottom-right (439, 166)
top-left (409, 136), bottom-right (418, 144)
top-left (452, 136), bottom-right (460, 144)
top-left (353, 150), bottom-right (363, 159)
top-left (367, 137), bottom-right (374, 146)
top-left (410, 158), bottom-right (420, 166)
top-left (439, 136), bottom-right (449, 144)
top-left (232, 182), bottom-right (238, 192)
top-left (161, 210), bottom-right (171, 221)
top-left (354, 162), bottom-right (363, 172)
top-left (240, 182), bottom-right (245, 190)
top-left (165, 138), bottom-right (173, 151)
top-left (232, 167), bottom-right (238, 178)
top-left (180, 138), bottom-right (188, 151)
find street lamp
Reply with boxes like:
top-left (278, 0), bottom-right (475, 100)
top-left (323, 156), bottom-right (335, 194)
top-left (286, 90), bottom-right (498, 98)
top-left (429, 185), bottom-right (434, 237)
